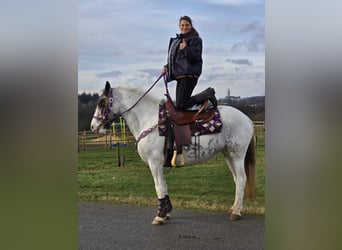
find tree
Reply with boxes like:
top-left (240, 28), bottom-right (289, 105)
top-left (78, 93), bottom-right (99, 131)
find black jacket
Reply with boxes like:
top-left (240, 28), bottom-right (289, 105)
top-left (165, 32), bottom-right (203, 81)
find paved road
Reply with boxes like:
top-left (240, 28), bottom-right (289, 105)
top-left (78, 202), bottom-right (264, 250)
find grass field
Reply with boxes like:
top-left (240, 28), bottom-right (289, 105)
top-left (78, 137), bottom-right (265, 215)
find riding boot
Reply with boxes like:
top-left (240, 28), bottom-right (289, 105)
top-left (192, 87), bottom-right (217, 108)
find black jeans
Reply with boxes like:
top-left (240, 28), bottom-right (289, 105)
top-left (175, 77), bottom-right (198, 110)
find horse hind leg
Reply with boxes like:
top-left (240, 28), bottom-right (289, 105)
top-left (224, 155), bottom-right (246, 220)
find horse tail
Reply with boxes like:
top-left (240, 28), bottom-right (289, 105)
top-left (244, 135), bottom-right (257, 200)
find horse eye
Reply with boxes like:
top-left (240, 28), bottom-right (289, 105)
top-left (97, 97), bottom-right (106, 107)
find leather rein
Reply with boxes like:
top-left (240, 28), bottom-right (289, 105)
top-left (94, 74), bottom-right (167, 130)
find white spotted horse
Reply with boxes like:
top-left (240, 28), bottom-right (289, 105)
top-left (91, 78), bottom-right (256, 225)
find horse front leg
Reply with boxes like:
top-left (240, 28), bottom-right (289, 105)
top-left (148, 161), bottom-right (173, 225)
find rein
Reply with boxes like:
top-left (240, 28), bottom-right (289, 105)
top-left (135, 76), bottom-right (172, 146)
top-left (100, 74), bottom-right (167, 128)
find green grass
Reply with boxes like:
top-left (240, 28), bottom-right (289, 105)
top-left (78, 138), bottom-right (265, 214)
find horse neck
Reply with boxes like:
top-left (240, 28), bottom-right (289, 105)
top-left (114, 88), bottom-right (159, 138)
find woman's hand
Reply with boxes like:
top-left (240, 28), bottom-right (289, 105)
top-left (161, 66), bottom-right (168, 74)
top-left (179, 39), bottom-right (187, 50)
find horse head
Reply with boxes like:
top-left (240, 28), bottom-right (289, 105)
top-left (91, 81), bottom-right (117, 133)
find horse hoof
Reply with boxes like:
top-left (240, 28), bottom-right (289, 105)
top-left (151, 216), bottom-right (164, 225)
top-left (164, 213), bottom-right (171, 220)
top-left (229, 213), bottom-right (242, 221)
top-left (152, 220), bottom-right (164, 225)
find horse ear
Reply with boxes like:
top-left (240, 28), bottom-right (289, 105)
top-left (104, 81), bottom-right (111, 95)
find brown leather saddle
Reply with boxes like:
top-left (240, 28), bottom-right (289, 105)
top-left (162, 94), bottom-right (217, 167)
top-left (164, 94), bottom-right (215, 125)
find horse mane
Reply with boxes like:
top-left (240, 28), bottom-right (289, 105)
top-left (97, 85), bottom-right (161, 110)
top-left (116, 86), bottom-right (160, 104)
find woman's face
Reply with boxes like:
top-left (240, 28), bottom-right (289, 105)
top-left (179, 20), bottom-right (192, 34)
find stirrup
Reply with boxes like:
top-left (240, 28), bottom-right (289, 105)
top-left (171, 150), bottom-right (185, 167)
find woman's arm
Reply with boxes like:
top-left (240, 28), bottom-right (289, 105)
top-left (180, 37), bottom-right (202, 63)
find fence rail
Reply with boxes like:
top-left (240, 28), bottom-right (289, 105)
top-left (253, 121), bottom-right (265, 140)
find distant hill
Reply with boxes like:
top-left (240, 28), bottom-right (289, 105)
top-left (218, 96), bottom-right (265, 121)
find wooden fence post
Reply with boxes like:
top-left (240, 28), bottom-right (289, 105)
top-left (82, 131), bottom-right (86, 150)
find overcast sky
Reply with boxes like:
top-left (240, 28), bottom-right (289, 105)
top-left (78, 0), bottom-right (264, 99)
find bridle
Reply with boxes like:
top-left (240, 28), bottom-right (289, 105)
top-left (93, 74), bottom-right (167, 129)
top-left (92, 87), bottom-right (114, 123)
